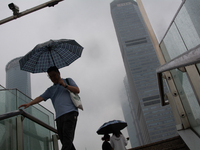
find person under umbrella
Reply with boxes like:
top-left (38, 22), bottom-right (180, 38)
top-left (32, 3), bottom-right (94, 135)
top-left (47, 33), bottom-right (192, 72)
top-left (110, 131), bottom-right (128, 150)
top-left (19, 66), bottom-right (80, 150)
top-left (97, 120), bottom-right (128, 150)
top-left (101, 134), bottom-right (113, 150)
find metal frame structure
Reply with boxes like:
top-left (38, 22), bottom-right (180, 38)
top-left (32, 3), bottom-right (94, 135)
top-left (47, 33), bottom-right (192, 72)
top-left (156, 44), bottom-right (200, 131)
top-left (0, 0), bottom-right (64, 25)
top-left (0, 109), bottom-right (59, 150)
top-left (136, 0), bottom-right (190, 130)
top-left (156, 44), bottom-right (200, 106)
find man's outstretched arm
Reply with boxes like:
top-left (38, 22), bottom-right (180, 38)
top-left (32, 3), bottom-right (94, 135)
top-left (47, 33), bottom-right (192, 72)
top-left (18, 96), bottom-right (44, 109)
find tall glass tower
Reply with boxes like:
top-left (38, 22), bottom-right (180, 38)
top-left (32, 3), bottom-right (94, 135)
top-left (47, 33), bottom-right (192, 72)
top-left (6, 57), bottom-right (31, 97)
top-left (122, 76), bottom-right (142, 147)
top-left (110, 0), bottom-right (177, 145)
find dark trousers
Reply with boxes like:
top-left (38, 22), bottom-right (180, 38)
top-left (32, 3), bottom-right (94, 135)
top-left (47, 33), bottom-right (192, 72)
top-left (56, 111), bottom-right (78, 150)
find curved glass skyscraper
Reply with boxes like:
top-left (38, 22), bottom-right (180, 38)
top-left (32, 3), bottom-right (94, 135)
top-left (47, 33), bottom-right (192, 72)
top-left (6, 57), bottom-right (31, 97)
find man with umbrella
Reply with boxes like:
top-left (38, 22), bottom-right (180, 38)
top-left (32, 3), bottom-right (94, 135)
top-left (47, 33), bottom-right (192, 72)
top-left (18, 39), bottom-right (83, 150)
top-left (19, 66), bottom-right (80, 150)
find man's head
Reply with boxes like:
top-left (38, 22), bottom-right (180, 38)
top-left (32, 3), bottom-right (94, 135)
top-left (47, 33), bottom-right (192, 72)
top-left (47, 66), bottom-right (61, 84)
top-left (102, 134), bottom-right (110, 141)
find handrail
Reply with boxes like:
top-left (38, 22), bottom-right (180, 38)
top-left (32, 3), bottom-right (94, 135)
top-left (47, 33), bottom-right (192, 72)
top-left (0, 109), bottom-right (23, 121)
top-left (0, 109), bottom-right (57, 133)
top-left (156, 44), bottom-right (200, 106)
top-left (0, 88), bottom-right (54, 116)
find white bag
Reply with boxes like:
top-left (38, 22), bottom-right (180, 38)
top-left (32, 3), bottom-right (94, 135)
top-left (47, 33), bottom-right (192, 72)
top-left (66, 78), bottom-right (83, 110)
top-left (68, 90), bottom-right (83, 110)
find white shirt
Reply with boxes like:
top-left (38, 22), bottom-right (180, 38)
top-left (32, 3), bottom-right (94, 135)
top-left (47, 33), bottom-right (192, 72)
top-left (110, 134), bottom-right (127, 150)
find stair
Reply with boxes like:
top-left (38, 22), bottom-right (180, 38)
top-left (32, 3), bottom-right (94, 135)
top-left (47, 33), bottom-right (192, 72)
top-left (128, 136), bottom-right (189, 150)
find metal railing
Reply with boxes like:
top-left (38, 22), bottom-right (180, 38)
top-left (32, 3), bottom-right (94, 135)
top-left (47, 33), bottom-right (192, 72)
top-left (156, 44), bottom-right (200, 106)
top-left (0, 109), bottom-right (59, 150)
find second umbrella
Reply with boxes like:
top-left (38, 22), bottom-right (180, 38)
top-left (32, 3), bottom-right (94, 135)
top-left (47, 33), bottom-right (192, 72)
top-left (97, 120), bottom-right (127, 135)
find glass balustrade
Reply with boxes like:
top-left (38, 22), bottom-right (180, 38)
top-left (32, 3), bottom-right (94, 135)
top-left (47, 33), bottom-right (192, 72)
top-left (0, 86), bottom-right (57, 150)
top-left (159, 1), bottom-right (200, 137)
top-left (0, 117), bottom-right (17, 150)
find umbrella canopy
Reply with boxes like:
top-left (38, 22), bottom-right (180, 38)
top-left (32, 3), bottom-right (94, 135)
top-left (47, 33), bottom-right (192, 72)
top-left (19, 39), bottom-right (83, 73)
top-left (97, 120), bottom-right (127, 135)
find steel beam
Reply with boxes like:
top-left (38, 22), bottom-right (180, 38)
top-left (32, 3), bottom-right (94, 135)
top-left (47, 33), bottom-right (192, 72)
top-left (0, 0), bottom-right (63, 25)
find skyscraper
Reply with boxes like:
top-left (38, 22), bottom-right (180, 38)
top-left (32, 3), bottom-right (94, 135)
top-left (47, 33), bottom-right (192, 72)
top-left (122, 76), bottom-right (142, 147)
top-left (6, 57), bottom-right (31, 97)
top-left (110, 0), bottom-right (177, 145)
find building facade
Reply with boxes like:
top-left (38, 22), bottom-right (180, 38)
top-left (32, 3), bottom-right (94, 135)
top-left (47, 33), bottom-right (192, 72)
top-left (110, 0), bottom-right (177, 145)
top-left (6, 57), bottom-right (31, 97)
top-left (122, 76), bottom-right (142, 147)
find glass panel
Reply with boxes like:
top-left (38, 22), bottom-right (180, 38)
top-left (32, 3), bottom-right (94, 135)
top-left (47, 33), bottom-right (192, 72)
top-left (16, 90), bottom-right (55, 128)
top-left (0, 85), bottom-right (5, 89)
top-left (0, 90), bottom-right (17, 114)
top-left (174, 5), bottom-right (200, 50)
top-left (183, 0), bottom-right (200, 46)
top-left (23, 118), bottom-right (52, 150)
top-left (160, 23), bottom-right (187, 62)
top-left (16, 90), bottom-right (55, 144)
top-left (0, 89), bottom-right (54, 128)
top-left (0, 117), bottom-right (17, 150)
top-left (0, 88), bottom-right (56, 149)
top-left (170, 69), bottom-right (200, 135)
top-left (0, 89), bottom-right (56, 150)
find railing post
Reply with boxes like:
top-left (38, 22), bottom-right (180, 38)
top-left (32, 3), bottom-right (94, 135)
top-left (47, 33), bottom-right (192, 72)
top-left (162, 71), bottom-right (190, 129)
top-left (185, 65), bottom-right (200, 105)
top-left (52, 134), bottom-right (59, 150)
top-left (16, 116), bottom-right (24, 150)
top-left (166, 93), bottom-right (183, 130)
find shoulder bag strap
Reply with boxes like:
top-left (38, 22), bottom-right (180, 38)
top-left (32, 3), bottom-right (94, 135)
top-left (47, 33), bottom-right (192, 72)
top-left (65, 78), bottom-right (70, 85)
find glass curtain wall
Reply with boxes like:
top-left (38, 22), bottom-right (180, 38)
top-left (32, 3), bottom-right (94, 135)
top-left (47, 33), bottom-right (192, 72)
top-left (159, 1), bottom-right (200, 136)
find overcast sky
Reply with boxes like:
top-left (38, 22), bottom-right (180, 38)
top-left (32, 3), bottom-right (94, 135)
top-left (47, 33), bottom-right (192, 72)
top-left (0, 0), bottom-right (181, 149)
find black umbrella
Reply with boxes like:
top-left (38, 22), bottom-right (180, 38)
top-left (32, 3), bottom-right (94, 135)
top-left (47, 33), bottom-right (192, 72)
top-left (97, 120), bottom-right (127, 135)
top-left (19, 39), bottom-right (83, 73)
